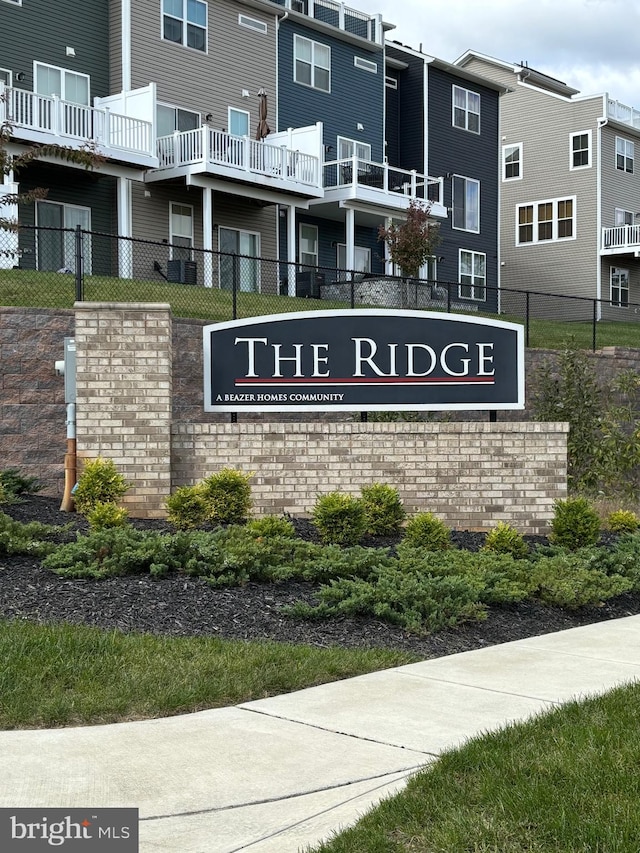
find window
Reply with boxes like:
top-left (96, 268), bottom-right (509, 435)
top-left (238, 14), bottom-right (267, 33)
top-left (452, 85), bottom-right (480, 133)
top-left (36, 201), bottom-right (91, 273)
top-left (459, 250), bottom-right (486, 301)
top-left (337, 137), bottom-right (372, 162)
top-left (354, 57), bottom-right (377, 74)
top-left (502, 143), bottom-right (522, 181)
top-left (516, 197), bottom-right (576, 245)
top-left (157, 104), bottom-right (200, 136)
top-left (452, 176), bottom-right (480, 232)
top-left (385, 76), bottom-right (398, 89)
top-left (570, 131), bottom-right (591, 169)
top-left (169, 203), bottom-right (194, 260)
top-left (219, 227), bottom-right (261, 292)
top-left (337, 244), bottom-right (371, 279)
top-left (162, 0), bottom-right (207, 52)
top-left (610, 268), bottom-right (629, 307)
top-left (228, 108), bottom-right (249, 137)
top-left (299, 223), bottom-right (318, 267)
top-left (0, 69), bottom-right (11, 86)
top-left (616, 136), bottom-right (634, 173)
top-left (294, 35), bottom-right (330, 92)
top-left (34, 63), bottom-right (89, 105)
top-left (615, 208), bottom-right (634, 226)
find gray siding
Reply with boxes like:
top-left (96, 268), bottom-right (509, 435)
top-left (600, 124), bottom-right (640, 227)
top-left (464, 57), bottom-right (602, 302)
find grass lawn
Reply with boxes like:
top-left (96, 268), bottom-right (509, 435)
top-left (310, 681), bottom-right (640, 852)
top-left (0, 618), bottom-right (416, 730)
top-left (2, 268), bottom-right (639, 349)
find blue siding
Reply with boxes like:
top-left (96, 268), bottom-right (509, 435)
top-left (428, 66), bottom-right (500, 310)
top-left (385, 46), bottom-right (424, 170)
top-left (0, 0), bottom-right (109, 97)
top-left (277, 21), bottom-right (384, 160)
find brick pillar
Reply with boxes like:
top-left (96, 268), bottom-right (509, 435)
top-left (74, 303), bottom-right (172, 518)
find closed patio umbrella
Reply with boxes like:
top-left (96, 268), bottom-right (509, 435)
top-left (255, 89), bottom-right (270, 140)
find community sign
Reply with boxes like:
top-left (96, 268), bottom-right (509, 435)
top-left (203, 309), bottom-right (525, 413)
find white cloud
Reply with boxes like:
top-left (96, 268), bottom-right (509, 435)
top-left (359, 0), bottom-right (640, 106)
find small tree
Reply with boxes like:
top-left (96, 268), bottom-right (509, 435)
top-left (377, 199), bottom-right (442, 279)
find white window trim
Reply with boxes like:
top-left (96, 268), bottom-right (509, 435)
top-left (452, 175), bottom-right (480, 234)
top-left (0, 68), bottom-right (12, 86)
top-left (614, 207), bottom-right (635, 226)
top-left (610, 266), bottom-right (630, 308)
top-left (515, 196), bottom-right (577, 246)
top-left (336, 244), bottom-right (371, 278)
top-left (569, 130), bottom-right (592, 171)
top-left (452, 84), bottom-right (480, 134)
top-left (157, 102), bottom-right (201, 135)
top-left (161, 0), bottom-right (208, 53)
top-left (33, 61), bottom-right (90, 104)
top-left (337, 136), bottom-right (372, 162)
top-left (1, 0), bottom-right (22, 6)
top-left (458, 249), bottom-right (486, 301)
top-left (35, 199), bottom-right (92, 274)
top-left (298, 222), bottom-right (319, 267)
top-left (354, 56), bottom-right (377, 74)
top-left (615, 135), bottom-right (634, 173)
top-left (385, 76), bottom-right (398, 89)
top-left (219, 227), bottom-right (262, 292)
top-left (238, 13), bottom-right (267, 34)
top-left (228, 107), bottom-right (250, 138)
top-left (502, 142), bottom-right (522, 182)
top-left (169, 202), bottom-right (194, 260)
top-left (294, 34), bottom-right (331, 93)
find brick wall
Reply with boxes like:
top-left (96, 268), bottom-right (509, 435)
top-left (172, 420), bottom-right (568, 535)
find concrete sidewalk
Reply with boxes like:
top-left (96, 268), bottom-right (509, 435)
top-left (2, 616), bottom-right (640, 852)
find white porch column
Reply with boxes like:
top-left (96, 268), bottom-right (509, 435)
top-left (345, 207), bottom-right (356, 278)
top-left (202, 185), bottom-right (213, 288)
top-left (117, 177), bottom-right (133, 279)
top-left (286, 203), bottom-right (296, 297)
top-left (383, 216), bottom-right (394, 276)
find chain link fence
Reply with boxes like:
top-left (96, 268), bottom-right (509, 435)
top-left (2, 224), bottom-right (640, 350)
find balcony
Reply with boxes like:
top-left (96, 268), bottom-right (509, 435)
top-left (602, 224), bottom-right (640, 256)
top-left (322, 158), bottom-right (447, 217)
top-left (273, 0), bottom-right (383, 45)
top-left (0, 84), bottom-right (157, 168)
top-left (150, 126), bottom-right (323, 197)
top-left (607, 99), bottom-right (640, 130)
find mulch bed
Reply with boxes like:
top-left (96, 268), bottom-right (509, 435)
top-left (2, 495), bottom-right (640, 659)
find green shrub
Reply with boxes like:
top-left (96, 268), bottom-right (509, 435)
top-left (550, 497), bottom-right (600, 550)
top-left (73, 457), bottom-right (129, 516)
top-left (312, 492), bottom-right (366, 546)
top-left (483, 521), bottom-right (529, 559)
top-left (396, 547), bottom-right (532, 605)
top-left (286, 566), bottom-right (485, 634)
top-left (360, 483), bottom-right (406, 536)
top-left (200, 468), bottom-right (253, 525)
top-left (403, 512), bottom-right (451, 551)
top-left (165, 485), bottom-right (208, 530)
top-left (301, 544), bottom-right (396, 583)
top-left (0, 512), bottom-right (60, 557)
top-left (0, 468), bottom-right (41, 503)
top-left (246, 516), bottom-right (296, 539)
top-left (607, 509), bottom-right (640, 534)
top-left (530, 551), bottom-right (632, 608)
top-left (86, 501), bottom-right (129, 531)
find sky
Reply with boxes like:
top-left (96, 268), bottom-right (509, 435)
top-left (361, 0), bottom-right (640, 108)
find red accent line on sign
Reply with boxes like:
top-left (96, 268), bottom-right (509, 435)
top-left (234, 377), bottom-right (495, 386)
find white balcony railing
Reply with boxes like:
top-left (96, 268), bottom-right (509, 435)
top-left (324, 157), bottom-right (444, 206)
top-left (607, 99), bottom-right (640, 130)
top-left (602, 224), bottom-right (640, 251)
top-left (156, 127), bottom-right (320, 187)
top-left (276, 0), bottom-right (383, 44)
top-left (0, 84), bottom-right (154, 159)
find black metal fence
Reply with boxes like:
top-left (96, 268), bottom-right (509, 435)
top-left (2, 224), bottom-right (640, 351)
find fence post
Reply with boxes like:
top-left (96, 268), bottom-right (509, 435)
top-left (232, 253), bottom-right (239, 320)
top-left (592, 299), bottom-right (598, 352)
top-left (350, 277), bottom-right (355, 309)
top-left (74, 224), bottom-right (83, 302)
top-left (446, 281), bottom-right (451, 313)
top-left (525, 291), bottom-right (530, 348)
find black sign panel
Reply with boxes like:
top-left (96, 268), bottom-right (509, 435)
top-left (203, 310), bottom-right (524, 412)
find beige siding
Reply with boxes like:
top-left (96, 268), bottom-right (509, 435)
top-left (129, 0), bottom-right (278, 133)
top-left (464, 57), bottom-right (603, 306)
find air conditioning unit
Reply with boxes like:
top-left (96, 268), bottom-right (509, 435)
top-left (167, 259), bottom-right (197, 285)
